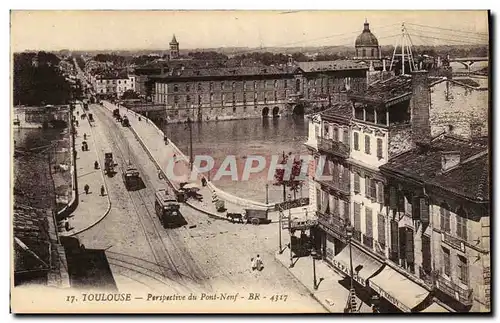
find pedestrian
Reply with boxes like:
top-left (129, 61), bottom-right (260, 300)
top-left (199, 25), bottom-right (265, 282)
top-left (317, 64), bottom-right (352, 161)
top-left (251, 258), bottom-right (257, 271)
top-left (75, 120), bottom-right (79, 127)
top-left (158, 170), bottom-right (163, 180)
top-left (84, 184), bottom-right (90, 194)
top-left (94, 161), bottom-right (99, 169)
top-left (100, 185), bottom-right (105, 196)
top-left (84, 133), bottom-right (87, 140)
top-left (256, 254), bottom-right (263, 271)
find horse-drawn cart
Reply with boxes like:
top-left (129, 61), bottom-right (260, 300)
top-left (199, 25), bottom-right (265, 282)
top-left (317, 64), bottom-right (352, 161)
top-left (244, 209), bottom-right (270, 225)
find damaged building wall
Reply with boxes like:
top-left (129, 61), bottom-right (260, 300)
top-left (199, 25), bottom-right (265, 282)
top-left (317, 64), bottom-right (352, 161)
top-left (430, 79), bottom-right (489, 139)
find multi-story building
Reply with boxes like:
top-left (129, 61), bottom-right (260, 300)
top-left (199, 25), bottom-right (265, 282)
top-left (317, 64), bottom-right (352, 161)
top-left (305, 69), bottom-right (490, 313)
top-left (150, 62), bottom-right (368, 123)
top-left (93, 72), bottom-right (136, 98)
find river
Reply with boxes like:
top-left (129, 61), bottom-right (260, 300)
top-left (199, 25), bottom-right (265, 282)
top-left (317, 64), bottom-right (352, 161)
top-left (163, 115), bottom-right (309, 204)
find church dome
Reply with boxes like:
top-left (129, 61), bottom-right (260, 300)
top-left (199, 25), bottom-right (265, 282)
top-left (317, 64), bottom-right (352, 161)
top-left (355, 21), bottom-right (379, 47)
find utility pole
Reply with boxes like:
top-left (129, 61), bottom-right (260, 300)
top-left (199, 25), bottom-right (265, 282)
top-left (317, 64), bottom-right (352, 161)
top-left (187, 117), bottom-right (193, 171)
top-left (288, 194), bottom-right (294, 268)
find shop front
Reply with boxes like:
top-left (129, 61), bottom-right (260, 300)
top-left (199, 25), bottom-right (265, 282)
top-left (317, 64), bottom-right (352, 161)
top-left (331, 244), bottom-right (384, 287)
top-left (369, 265), bottom-right (431, 312)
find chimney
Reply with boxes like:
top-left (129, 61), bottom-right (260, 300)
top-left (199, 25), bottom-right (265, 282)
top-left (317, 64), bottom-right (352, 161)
top-left (441, 151), bottom-right (461, 171)
top-left (411, 70), bottom-right (431, 146)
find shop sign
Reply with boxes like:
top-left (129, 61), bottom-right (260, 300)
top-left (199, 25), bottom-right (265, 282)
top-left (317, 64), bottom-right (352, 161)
top-left (370, 282), bottom-right (410, 312)
top-left (332, 260), bottom-right (366, 286)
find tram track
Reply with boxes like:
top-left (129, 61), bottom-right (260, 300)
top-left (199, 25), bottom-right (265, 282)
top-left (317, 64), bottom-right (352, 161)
top-left (92, 105), bottom-right (211, 293)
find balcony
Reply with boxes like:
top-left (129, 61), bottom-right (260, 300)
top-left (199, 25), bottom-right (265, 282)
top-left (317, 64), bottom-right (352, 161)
top-left (318, 138), bottom-right (350, 159)
top-left (316, 211), bottom-right (347, 242)
top-left (441, 231), bottom-right (466, 252)
top-left (419, 266), bottom-right (435, 288)
top-left (436, 272), bottom-right (473, 306)
top-left (353, 229), bottom-right (362, 242)
top-left (362, 234), bottom-right (374, 249)
top-left (317, 179), bottom-right (350, 197)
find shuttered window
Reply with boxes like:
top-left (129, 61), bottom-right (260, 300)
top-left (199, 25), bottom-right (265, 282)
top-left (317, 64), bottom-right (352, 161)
top-left (316, 189), bottom-right (321, 211)
top-left (333, 127), bottom-right (339, 141)
top-left (343, 201), bottom-right (349, 220)
top-left (422, 235), bottom-right (431, 273)
top-left (354, 132), bottom-right (359, 151)
top-left (370, 179), bottom-right (377, 200)
top-left (440, 203), bottom-right (451, 233)
top-left (342, 167), bottom-right (350, 192)
top-left (443, 247), bottom-right (451, 276)
top-left (343, 129), bottom-right (349, 146)
top-left (365, 176), bottom-right (370, 197)
top-left (365, 135), bottom-right (371, 154)
top-left (421, 197), bottom-right (430, 223)
top-left (458, 255), bottom-right (469, 285)
top-left (399, 227), bottom-right (406, 266)
top-left (405, 228), bottom-right (415, 267)
top-left (377, 182), bottom-right (384, 204)
top-left (377, 138), bottom-right (383, 159)
top-left (398, 191), bottom-right (405, 213)
top-left (390, 186), bottom-right (397, 209)
top-left (332, 196), bottom-right (339, 215)
top-left (390, 220), bottom-right (399, 261)
top-left (412, 197), bottom-right (421, 221)
top-left (377, 214), bottom-right (386, 246)
top-left (365, 207), bottom-right (373, 238)
top-left (354, 202), bottom-right (361, 231)
top-left (354, 172), bottom-right (360, 193)
top-left (457, 207), bottom-right (467, 240)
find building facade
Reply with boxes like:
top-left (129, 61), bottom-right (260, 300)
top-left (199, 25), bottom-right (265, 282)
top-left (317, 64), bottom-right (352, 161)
top-left (305, 69), bottom-right (490, 313)
top-left (151, 63), bottom-right (368, 123)
top-left (94, 73), bottom-right (136, 98)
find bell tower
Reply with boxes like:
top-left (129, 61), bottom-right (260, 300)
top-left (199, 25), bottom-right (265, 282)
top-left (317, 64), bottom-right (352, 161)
top-left (169, 34), bottom-right (179, 60)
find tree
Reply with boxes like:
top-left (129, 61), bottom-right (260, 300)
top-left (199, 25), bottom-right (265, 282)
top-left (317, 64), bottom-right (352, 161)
top-left (274, 152), bottom-right (305, 203)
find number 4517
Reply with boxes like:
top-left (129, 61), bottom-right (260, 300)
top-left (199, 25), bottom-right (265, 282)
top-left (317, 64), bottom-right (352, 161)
top-left (270, 295), bottom-right (288, 302)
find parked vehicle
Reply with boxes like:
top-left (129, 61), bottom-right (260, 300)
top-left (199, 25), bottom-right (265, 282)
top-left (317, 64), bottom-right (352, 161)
top-left (155, 188), bottom-right (182, 228)
top-left (244, 209), bottom-right (270, 225)
top-left (113, 109), bottom-right (120, 119)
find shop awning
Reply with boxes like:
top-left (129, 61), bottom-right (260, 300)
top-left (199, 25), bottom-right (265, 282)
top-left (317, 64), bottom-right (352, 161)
top-left (369, 265), bottom-right (430, 312)
top-left (421, 302), bottom-right (451, 313)
top-left (332, 244), bottom-right (383, 287)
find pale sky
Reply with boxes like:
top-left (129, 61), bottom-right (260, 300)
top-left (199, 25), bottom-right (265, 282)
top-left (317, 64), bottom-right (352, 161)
top-left (10, 10), bottom-right (489, 52)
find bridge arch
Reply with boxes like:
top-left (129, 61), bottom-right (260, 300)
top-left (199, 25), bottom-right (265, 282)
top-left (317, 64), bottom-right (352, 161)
top-left (262, 107), bottom-right (269, 117)
top-left (272, 107), bottom-right (280, 118)
top-left (292, 104), bottom-right (305, 115)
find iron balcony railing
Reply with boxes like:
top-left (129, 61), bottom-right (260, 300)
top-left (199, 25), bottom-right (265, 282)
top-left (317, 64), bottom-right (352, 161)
top-left (441, 231), bottom-right (466, 252)
top-left (353, 229), bottom-right (362, 242)
top-left (318, 138), bottom-right (351, 159)
top-left (318, 178), bottom-right (350, 196)
top-left (316, 210), bottom-right (347, 241)
top-left (436, 270), bottom-right (473, 306)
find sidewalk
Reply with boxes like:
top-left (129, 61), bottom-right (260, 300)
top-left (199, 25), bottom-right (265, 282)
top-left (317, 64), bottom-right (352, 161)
top-left (60, 103), bottom-right (111, 236)
top-left (274, 250), bottom-right (372, 313)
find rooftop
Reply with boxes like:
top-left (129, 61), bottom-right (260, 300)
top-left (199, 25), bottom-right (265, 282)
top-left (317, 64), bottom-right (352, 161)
top-left (150, 65), bottom-right (299, 80)
top-left (380, 134), bottom-right (489, 201)
top-left (320, 101), bottom-right (353, 122)
top-left (296, 60), bottom-right (368, 73)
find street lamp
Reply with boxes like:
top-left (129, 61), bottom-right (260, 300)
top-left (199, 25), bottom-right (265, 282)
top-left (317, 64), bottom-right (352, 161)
top-left (311, 249), bottom-right (318, 290)
top-left (345, 224), bottom-right (356, 313)
top-left (288, 194), bottom-right (294, 268)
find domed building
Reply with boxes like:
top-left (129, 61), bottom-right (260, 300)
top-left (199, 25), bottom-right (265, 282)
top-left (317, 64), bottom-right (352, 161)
top-left (355, 20), bottom-right (380, 60)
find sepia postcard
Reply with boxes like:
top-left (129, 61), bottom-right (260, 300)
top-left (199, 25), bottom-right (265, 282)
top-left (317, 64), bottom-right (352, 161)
top-left (10, 10), bottom-right (491, 314)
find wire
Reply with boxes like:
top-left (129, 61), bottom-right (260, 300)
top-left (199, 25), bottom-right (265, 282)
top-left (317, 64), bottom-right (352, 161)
top-left (405, 27), bottom-right (488, 44)
top-left (408, 33), bottom-right (489, 46)
top-left (405, 22), bottom-right (489, 37)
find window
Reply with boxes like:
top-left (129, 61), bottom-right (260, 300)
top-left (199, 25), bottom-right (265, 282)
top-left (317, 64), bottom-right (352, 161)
top-left (316, 189), bottom-right (321, 210)
top-left (371, 48), bottom-right (375, 57)
top-left (284, 80), bottom-right (288, 88)
top-left (456, 207), bottom-right (467, 240)
top-left (354, 172), bottom-right (360, 193)
top-left (274, 91), bottom-right (277, 101)
top-left (221, 82), bottom-right (225, 90)
top-left (233, 107), bottom-right (236, 113)
top-left (222, 93), bottom-right (225, 103)
top-left (209, 82), bottom-right (214, 91)
top-left (458, 255), bottom-right (469, 284)
top-left (405, 228), bottom-right (415, 273)
top-left (378, 109), bottom-right (387, 125)
top-left (186, 84), bottom-right (190, 92)
top-left (174, 84), bottom-right (178, 92)
top-left (440, 203), bottom-right (451, 233)
top-left (355, 106), bottom-right (364, 120)
top-left (331, 127), bottom-right (338, 141)
top-left (253, 81), bottom-right (257, 89)
top-left (422, 235), bottom-right (431, 273)
top-left (390, 220), bottom-right (399, 261)
top-left (243, 81), bottom-right (247, 90)
top-left (365, 207), bottom-right (373, 238)
top-left (378, 214), bottom-right (386, 247)
top-left (274, 80), bottom-right (278, 88)
top-left (343, 201), bottom-right (349, 220)
top-left (173, 95), bottom-right (178, 104)
top-left (377, 138), bottom-right (383, 159)
top-left (377, 182), bottom-right (384, 204)
top-left (198, 95), bottom-right (202, 105)
top-left (362, 48), bottom-right (366, 57)
top-left (442, 247), bottom-right (451, 276)
top-left (232, 82), bottom-right (236, 90)
top-left (353, 132), bottom-right (359, 150)
top-left (186, 95), bottom-right (191, 104)
top-left (343, 129), bottom-right (349, 146)
top-left (118, 80), bottom-right (121, 84)
top-left (197, 83), bottom-right (202, 91)
top-left (354, 202), bottom-right (361, 232)
top-left (210, 93), bottom-right (214, 102)
top-left (397, 191), bottom-right (405, 213)
top-left (365, 176), bottom-right (370, 197)
top-left (364, 135), bottom-right (371, 154)
top-left (366, 107), bottom-right (375, 123)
